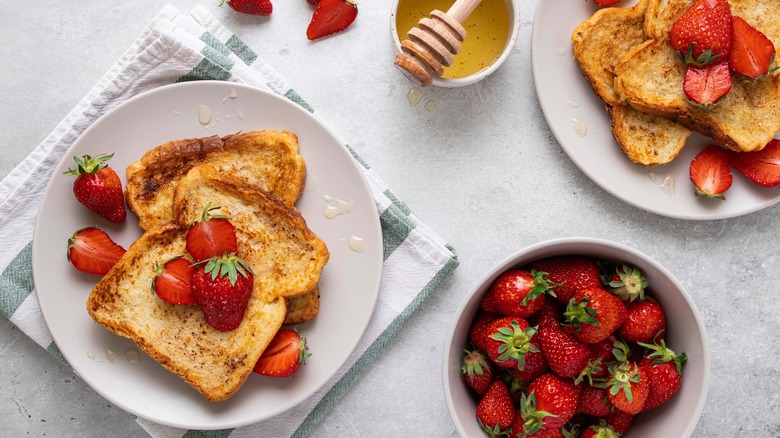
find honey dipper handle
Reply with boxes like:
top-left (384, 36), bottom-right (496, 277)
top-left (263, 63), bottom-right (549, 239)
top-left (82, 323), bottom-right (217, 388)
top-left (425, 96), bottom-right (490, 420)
top-left (446, 0), bottom-right (482, 24)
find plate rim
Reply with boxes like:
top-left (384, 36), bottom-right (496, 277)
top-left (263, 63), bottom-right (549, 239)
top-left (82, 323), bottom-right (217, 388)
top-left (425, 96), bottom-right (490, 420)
top-left (31, 80), bottom-right (383, 429)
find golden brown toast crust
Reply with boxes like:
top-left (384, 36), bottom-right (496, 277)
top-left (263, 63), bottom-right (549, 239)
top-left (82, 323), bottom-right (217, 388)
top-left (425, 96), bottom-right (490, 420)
top-left (172, 165), bottom-right (329, 300)
top-left (86, 224), bottom-right (287, 402)
top-left (126, 130), bottom-right (306, 230)
top-left (284, 286), bottom-right (320, 325)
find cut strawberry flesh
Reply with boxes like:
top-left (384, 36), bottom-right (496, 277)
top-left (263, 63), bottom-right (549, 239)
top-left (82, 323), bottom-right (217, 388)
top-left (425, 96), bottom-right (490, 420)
top-left (683, 59), bottom-right (732, 105)
top-left (729, 139), bottom-right (780, 187)
top-left (153, 257), bottom-right (197, 305)
top-left (593, 0), bottom-right (622, 6)
top-left (728, 16), bottom-right (777, 79)
top-left (689, 144), bottom-right (733, 199)
top-left (67, 227), bottom-right (126, 275)
top-left (306, 0), bottom-right (358, 41)
top-left (186, 218), bottom-right (238, 262)
top-left (253, 329), bottom-right (306, 377)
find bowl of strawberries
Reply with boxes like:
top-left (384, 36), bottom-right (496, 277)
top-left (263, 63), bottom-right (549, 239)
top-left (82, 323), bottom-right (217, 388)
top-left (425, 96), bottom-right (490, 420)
top-left (443, 237), bottom-right (709, 437)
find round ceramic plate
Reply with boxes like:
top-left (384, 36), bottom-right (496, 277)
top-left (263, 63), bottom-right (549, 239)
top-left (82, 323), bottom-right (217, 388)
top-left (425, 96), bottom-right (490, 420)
top-left (531, 0), bottom-right (780, 220)
top-left (31, 81), bottom-right (383, 429)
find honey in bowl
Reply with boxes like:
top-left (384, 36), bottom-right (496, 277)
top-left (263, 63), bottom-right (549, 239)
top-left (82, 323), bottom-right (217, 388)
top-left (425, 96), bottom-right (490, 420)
top-left (394, 0), bottom-right (511, 79)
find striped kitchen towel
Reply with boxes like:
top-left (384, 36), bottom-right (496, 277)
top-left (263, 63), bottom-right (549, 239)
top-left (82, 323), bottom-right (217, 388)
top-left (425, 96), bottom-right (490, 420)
top-left (0, 5), bottom-right (458, 437)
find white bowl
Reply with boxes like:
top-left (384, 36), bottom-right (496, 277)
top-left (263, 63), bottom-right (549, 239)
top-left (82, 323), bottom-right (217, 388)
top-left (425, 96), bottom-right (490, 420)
top-left (389, 0), bottom-right (520, 88)
top-left (442, 237), bottom-right (709, 437)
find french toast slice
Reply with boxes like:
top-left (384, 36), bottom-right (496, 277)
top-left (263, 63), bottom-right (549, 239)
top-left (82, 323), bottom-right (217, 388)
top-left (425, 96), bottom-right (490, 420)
top-left (126, 130), bottom-right (306, 230)
top-left (613, 0), bottom-right (780, 153)
top-left (172, 165), bottom-right (329, 300)
top-left (571, 0), bottom-right (692, 165)
top-left (86, 224), bottom-right (287, 402)
top-left (283, 286), bottom-right (320, 325)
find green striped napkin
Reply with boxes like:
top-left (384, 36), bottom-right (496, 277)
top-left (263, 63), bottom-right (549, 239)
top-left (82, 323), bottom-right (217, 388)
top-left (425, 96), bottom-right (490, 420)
top-left (0, 5), bottom-right (457, 437)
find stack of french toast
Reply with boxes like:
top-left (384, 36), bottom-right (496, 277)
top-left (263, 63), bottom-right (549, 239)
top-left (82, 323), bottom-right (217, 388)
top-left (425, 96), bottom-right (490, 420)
top-left (86, 130), bottom-right (329, 402)
top-left (572, 0), bottom-right (780, 166)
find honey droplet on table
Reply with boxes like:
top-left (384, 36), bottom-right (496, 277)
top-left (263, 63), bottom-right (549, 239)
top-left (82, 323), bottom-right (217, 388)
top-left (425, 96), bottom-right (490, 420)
top-left (424, 100), bottom-right (436, 111)
top-left (407, 87), bottom-right (422, 107)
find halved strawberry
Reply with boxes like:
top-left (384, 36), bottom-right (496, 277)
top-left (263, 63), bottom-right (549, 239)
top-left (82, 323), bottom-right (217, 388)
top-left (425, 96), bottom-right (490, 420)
top-left (728, 16), bottom-right (778, 79)
top-left (185, 203), bottom-right (238, 262)
top-left (306, 0), bottom-right (358, 41)
top-left (66, 227), bottom-right (126, 275)
top-left (593, 0), bottom-right (622, 6)
top-left (253, 328), bottom-right (311, 377)
top-left (683, 58), bottom-right (732, 105)
top-left (729, 139), bottom-right (780, 187)
top-left (689, 144), bottom-right (732, 199)
top-left (152, 256), bottom-right (197, 305)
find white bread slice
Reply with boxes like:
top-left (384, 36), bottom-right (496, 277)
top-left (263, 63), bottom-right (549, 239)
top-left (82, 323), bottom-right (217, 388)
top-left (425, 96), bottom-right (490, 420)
top-left (86, 224), bottom-right (287, 402)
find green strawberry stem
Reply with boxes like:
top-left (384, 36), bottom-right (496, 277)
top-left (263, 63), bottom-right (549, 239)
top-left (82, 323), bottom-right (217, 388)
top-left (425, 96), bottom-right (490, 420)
top-left (194, 202), bottom-right (230, 224)
top-left (63, 153), bottom-right (113, 175)
top-left (518, 392), bottom-right (556, 436)
top-left (564, 296), bottom-right (599, 330)
top-left (638, 338), bottom-right (688, 374)
top-left (202, 253), bottom-right (253, 285)
top-left (490, 322), bottom-right (538, 371)
top-left (608, 362), bottom-right (640, 403)
top-left (521, 270), bottom-right (559, 305)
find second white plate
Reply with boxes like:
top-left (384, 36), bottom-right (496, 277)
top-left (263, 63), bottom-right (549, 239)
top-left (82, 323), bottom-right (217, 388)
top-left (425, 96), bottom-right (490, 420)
top-left (532, 1), bottom-right (780, 220)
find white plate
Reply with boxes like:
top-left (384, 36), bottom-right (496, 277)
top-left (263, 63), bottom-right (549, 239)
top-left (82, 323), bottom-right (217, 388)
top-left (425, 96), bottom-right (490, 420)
top-left (531, 1), bottom-right (780, 220)
top-left (31, 81), bottom-right (382, 429)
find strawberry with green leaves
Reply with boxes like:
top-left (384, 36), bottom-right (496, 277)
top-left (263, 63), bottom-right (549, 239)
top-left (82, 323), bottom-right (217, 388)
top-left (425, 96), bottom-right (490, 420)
top-left (191, 253), bottom-right (254, 331)
top-left (220, 0), bottom-right (272, 16)
top-left (618, 298), bottom-right (666, 344)
top-left (185, 203), bottom-right (238, 262)
top-left (253, 328), bottom-right (311, 377)
top-left (512, 334), bottom-right (549, 383)
top-left (581, 420), bottom-right (621, 438)
top-left (66, 227), bottom-right (126, 275)
top-left (690, 144), bottom-right (733, 199)
top-left (729, 139), bottom-right (780, 188)
top-left (306, 0), bottom-right (358, 41)
top-left (729, 16), bottom-right (778, 79)
top-left (476, 380), bottom-right (515, 437)
top-left (564, 287), bottom-right (628, 344)
top-left (637, 339), bottom-right (687, 411)
top-left (605, 264), bottom-right (648, 302)
top-left (64, 154), bottom-right (126, 223)
top-left (669, 0), bottom-right (732, 66)
top-left (461, 349), bottom-right (496, 396)
top-left (607, 360), bottom-right (649, 415)
top-left (152, 256), bottom-right (197, 305)
top-left (485, 317), bottom-right (539, 371)
top-left (531, 256), bottom-right (602, 304)
top-left (481, 269), bottom-right (555, 318)
top-left (518, 373), bottom-right (581, 433)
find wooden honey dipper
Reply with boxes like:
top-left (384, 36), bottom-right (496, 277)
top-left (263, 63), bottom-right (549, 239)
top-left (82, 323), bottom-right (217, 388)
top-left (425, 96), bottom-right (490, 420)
top-left (394, 0), bottom-right (482, 86)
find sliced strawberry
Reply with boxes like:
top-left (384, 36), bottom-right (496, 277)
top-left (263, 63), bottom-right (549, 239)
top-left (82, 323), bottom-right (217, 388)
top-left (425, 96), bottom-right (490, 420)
top-left (690, 144), bottom-right (732, 199)
top-left (683, 58), bottom-right (732, 105)
top-left (306, 0), bottom-right (358, 41)
top-left (253, 328), bottom-right (311, 377)
top-left (185, 203), bottom-right (238, 262)
top-left (66, 227), bottom-right (126, 275)
top-left (729, 139), bottom-right (780, 187)
top-left (152, 257), bottom-right (197, 305)
top-left (593, 0), bottom-right (622, 6)
top-left (728, 16), bottom-right (778, 79)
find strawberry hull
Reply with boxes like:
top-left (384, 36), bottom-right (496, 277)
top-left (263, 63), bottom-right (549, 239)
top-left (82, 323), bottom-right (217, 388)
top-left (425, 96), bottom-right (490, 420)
top-left (443, 238), bottom-right (709, 438)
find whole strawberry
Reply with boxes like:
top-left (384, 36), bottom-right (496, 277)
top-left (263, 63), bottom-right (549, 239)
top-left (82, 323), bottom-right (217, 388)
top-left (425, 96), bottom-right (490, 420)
top-left (669, 0), bottom-right (732, 66)
top-left (191, 253), bottom-right (254, 331)
top-left (637, 339), bottom-right (687, 411)
top-left (481, 269), bottom-right (555, 318)
top-left (606, 361), bottom-right (649, 415)
top-left (220, 0), bottom-right (272, 15)
top-left (462, 349), bottom-right (496, 396)
top-left (537, 320), bottom-right (592, 378)
top-left (476, 380), bottom-right (515, 437)
top-left (564, 287), bottom-right (628, 344)
top-left (521, 373), bottom-right (581, 432)
top-left (531, 256), bottom-right (602, 304)
top-left (307, 0), bottom-right (358, 41)
top-left (605, 264), bottom-right (648, 302)
top-left (485, 317), bottom-right (539, 371)
top-left (64, 154), bottom-right (126, 223)
top-left (618, 298), bottom-right (666, 344)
